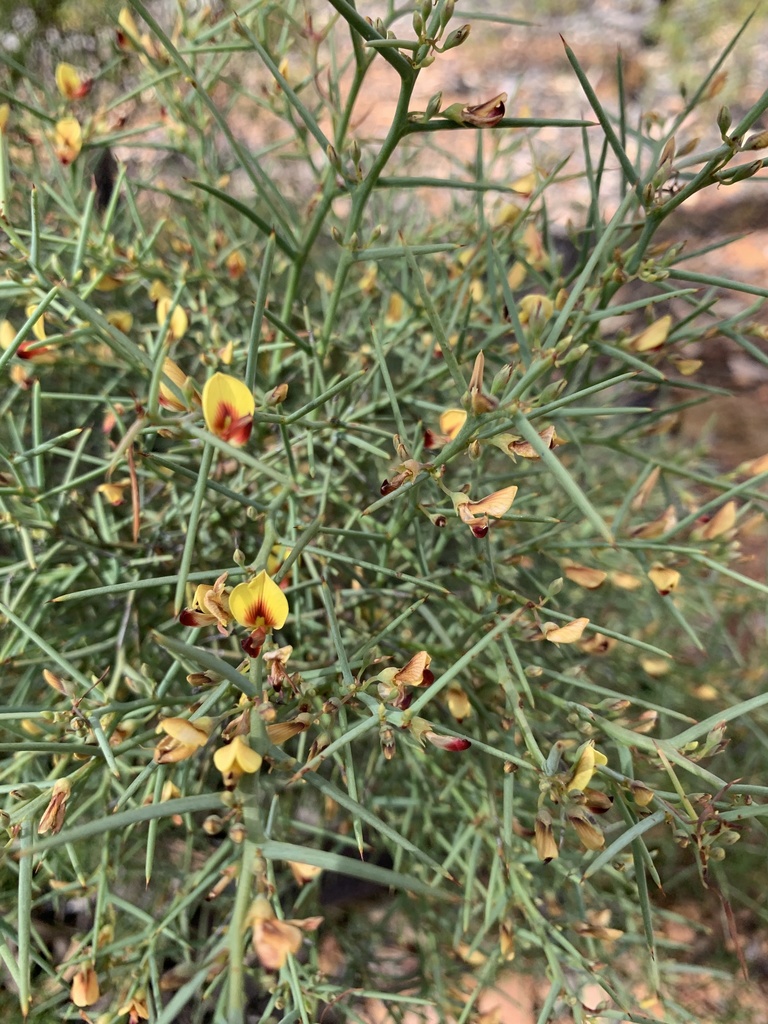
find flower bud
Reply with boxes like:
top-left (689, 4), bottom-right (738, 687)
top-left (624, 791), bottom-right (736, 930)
top-left (441, 23), bottom-right (470, 50)
top-left (425, 91), bottom-right (442, 121)
top-left (440, 0), bottom-right (455, 28)
top-left (380, 725), bottom-right (396, 760)
top-left (743, 130), bottom-right (768, 151)
top-left (229, 823), bottom-right (247, 844)
top-left (203, 814), bottom-right (225, 835)
top-left (717, 105), bottom-right (732, 138)
top-left (719, 159), bottom-right (763, 185)
top-left (267, 382), bottom-right (288, 406)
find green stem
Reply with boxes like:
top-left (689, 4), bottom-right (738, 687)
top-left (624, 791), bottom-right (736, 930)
top-left (173, 442), bottom-right (215, 613)
top-left (319, 75), bottom-right (417, 352)
top-left (227, 838), bottom-right (257, 1024)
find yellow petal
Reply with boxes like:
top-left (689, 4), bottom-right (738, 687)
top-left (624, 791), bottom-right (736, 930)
top-left (213, 735), bottom-right (262, 774)
top-left (534, 808), bottom-right (559, 862)
top-left (385, 292), bottom-right (403, 324)
top-left (54, 117), bottom-right (82, 165)
top-left (0, 319), bottom-right (15, 350)
top-left (252, 918), bottom-right (303, 970)
top-left (563, 562), bottom-right (607, 589)
top-left (567, 740), bottom-right (607, 792)
top-left (670, 356), bottom-right (702, 376)
top-left (544, 617), bottom-right (589, 644)
top-left (25, 305), bottom-right (46, 341)
top-left (288, 860), bottom-right (323, 885)
top-left (579, 632), bottom-right (616, 655)
top-left (71, 966), bottom-right (100, 1008)
top-left (0, 104), bottom-right (9, 134)
top-left (159, 717), bottom-right (210, 747)
top-left (511, 172), bottom-right (537, 196)
top-left (567, 808), bottom-right (605, 851)
top-left (106, 310), bottom-right (133, 332)
top-left (89, 267), bottom-right (122, 291)
top-left (149, 280), bottom-right (171, 302)
top-left (232, 735), bottom-right (262, 773)
top-left (157, 296), bottom-right (189, 340)
top-left (202, 372), bottom-right (255, 446)
top-left (97, 481), bottom-right (128, 505)
top-left (741, 453), bottom-right (768, 477)
top-left (611, 570), bottom-right (643, 590)
top-left (519, 294), bottom-right (554, 324)
top-left (647, 565), bottom-right (680, 595)
top-left (699, 500), bottom-right (737, 540)
top-left (117, 7), bottom-right (140, 48)
top-left (446, 685), bottom-right (472, 721)
top-left (395, 650), bottom-right (431, 685)
top-left (55, 62), bottom-right (86, 100)
top-left (466, 485), bottom-right (518, 518)
top-left (640, 656), bottom-right (671, 677)
top-left (507, 261), bottom-right (527, 289)
top-left (629, 315), bottom-right (672, 353)
top-left (630, 466), bottom-right (660, 511)
top-left (159, 357), bottom-right (192, 411)
top-left (508, 425), bottom-right (557, 459)
top-left (438, 408), bottom-right (467, 438)
top-left (229, 570), bottom-right (288, 629)
top-left (266, 713), bottom-right (311, 746)
top-left (630, 503), bottom-right (677, 539)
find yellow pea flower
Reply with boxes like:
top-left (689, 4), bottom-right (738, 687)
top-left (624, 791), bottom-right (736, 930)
top-left (202, 372), bottom-right (254, 447)
top-left (229, 570), bottom-right (288, 630)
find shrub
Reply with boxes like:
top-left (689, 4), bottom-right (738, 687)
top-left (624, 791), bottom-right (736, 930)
top-left (2, 3), bottom-right (768, 1022)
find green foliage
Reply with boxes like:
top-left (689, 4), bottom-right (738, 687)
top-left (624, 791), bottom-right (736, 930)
top-left (2, 2), bottom-right (768, 1022)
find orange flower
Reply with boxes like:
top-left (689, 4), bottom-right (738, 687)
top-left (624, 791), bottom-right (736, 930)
top-left (154, 717), bottom-right (212, 764)
top-left (179, 573), bottom-right (232, 634)
top-left (247, 895), bottom-right (323, 971)
top-left (229, 570), bottom-right (288, 630)
top-left (202, 372), bottom-right (254, 446)
top-left (54, 117), bottom-right (82, 165)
